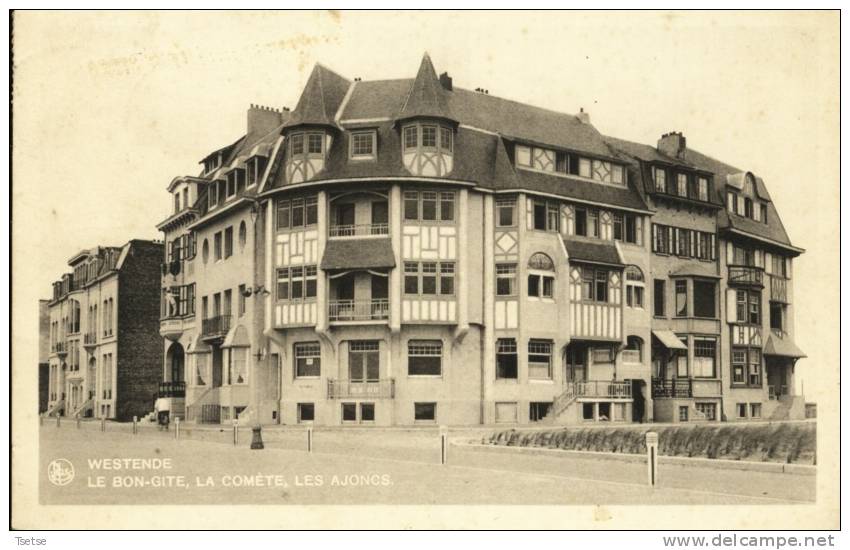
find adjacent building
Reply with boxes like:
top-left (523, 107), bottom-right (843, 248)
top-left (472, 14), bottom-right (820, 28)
top-left (153, 54), bottom-right (804, 426)
top-left (38, 300), bottom-right (50, 413)
top-left (44, 240), bottom-right (164, 421)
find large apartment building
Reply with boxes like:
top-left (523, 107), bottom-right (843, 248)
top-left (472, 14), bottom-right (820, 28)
top-left (44, 240), bottom-right (164, 421)
top-left (154, 54), bottom-right (805, 427)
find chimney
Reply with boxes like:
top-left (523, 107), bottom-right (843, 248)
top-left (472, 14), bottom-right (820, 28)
top-left (247, 104), bottom-right (284, 136)
top-left (577, 107), bottom-right (590, 124)
top-left (439, 72), bottom-right (453, 91)
top-left (658, 131), bottom-right (687, 159)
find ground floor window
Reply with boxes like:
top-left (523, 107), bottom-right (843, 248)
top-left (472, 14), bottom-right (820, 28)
top-left (582, 403), bottom-right (594, 420)
top-left (340, 402), bottom-right (374, 424)
top-left (736, 403), bottom-right (748, 418)
top-left (613, 402), bottom-right (627, 422)
top-left (527, 340), bottom-right (553, 379)
top-left (750, 403), bottom-right (762, 419)
top-left (496, 338), bottom-right (518, 379)
top-left (360, 403), bottom-right (375, 422)
top-left (678, 405), bottom-right (689, 422)
top-left (408, 340), bottom-right (443, 376)
top-left (695, 402), bottom-right (717, 421)
top-left (349, 341), bottom-right (380, 382)
top-left (342, 403), bottom-right (357, 422)
top-left (294, 342), bottom-right (321, 378)
top-left (298, 403), bottom-right (314, 423)
top-left (495, 402), bottom-right (518, 423)
top-left (414, 402), bottom-right (436, 422)
top-left (598, 402), bottom-right (611, 421)
top-left (529, 402), bottom-right (552, 422)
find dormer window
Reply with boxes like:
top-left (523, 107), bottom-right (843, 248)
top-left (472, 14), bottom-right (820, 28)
top-left (654, 167), bottom-right (666, 192)
top-left (402, 123), bottom-right (453, 153)
top-left (698, 177), bottom-right (709, 201)
top-left (286, 131), bottom-right (327, 184)
top-left (183, 188), bottom-right (190, 210)
top-left (174, 193), bottom-right (180, 213)
top-left (516, 143), bottom-right (624, 186)
top-left (401, 122), bottom-right (454, 177)
top-left (208, 181), bottom-right (220, 210)
top-left (677, 173), bottom-right (688, 197)
top-left (440, 127), bottom-right (453, 152)
top-left (308, 134), bottom-right (323, 154)
top-left (289, 131), bottom-right (325, 157)
top-left (350, 131), bottom-right (376, 159)
top-left (291, 134), bottom-right (304, 155)
top-left (246, 156), bottom-right (268, 186)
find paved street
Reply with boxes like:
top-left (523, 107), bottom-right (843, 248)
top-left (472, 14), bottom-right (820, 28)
top-left (39, 423), bottom-right (815, 505)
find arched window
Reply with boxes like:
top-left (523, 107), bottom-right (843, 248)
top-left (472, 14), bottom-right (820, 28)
top-left (528, 253), bottom-right (555, 298)
top-left (202, 239), bottom-right (209, 264)
top-left (238, 221), bottom-right (247, 250)
top-left (625, 266), bottom-right (645, 309)
top-left (624, 336), bottom-right (643, 363)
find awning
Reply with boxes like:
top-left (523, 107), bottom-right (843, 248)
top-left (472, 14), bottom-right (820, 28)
top-left (764, 333), bottom-right (806, 359)
top-left (652, 329), bottom-right (687, 350)
top-left (222, 325), bottom-right (250, 348)
top-left (320, 238), bottom-right (396, 271)
top-left (562, 236), bottom-right (624, 267)
top-left (668, 264), bottom-right (721, 279)
top-left (186, 333), bottom-right (210, 354)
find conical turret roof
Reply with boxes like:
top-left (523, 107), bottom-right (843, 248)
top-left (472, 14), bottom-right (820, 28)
top-left (395, 53), bottom-right (455, 123)
top-left (283, 63), bottom-right (351, 130)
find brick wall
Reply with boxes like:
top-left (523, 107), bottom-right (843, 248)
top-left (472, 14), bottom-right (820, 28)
top-left (116, 240), bottom-right (165, 420)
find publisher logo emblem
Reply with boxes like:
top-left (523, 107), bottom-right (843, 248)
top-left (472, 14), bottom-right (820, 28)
top-left (47, 458), bottom-right (75, 486)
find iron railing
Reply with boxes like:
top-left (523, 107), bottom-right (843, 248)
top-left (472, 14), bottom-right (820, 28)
top-left (769, 274), bottom-right (788, 303)
top-left (652, 378), bottom-right (692, 398)
top-left (328, 299), bottom-right (390, 322)
top-left (574, 380), bottom-right (632, 399)
top-left (84, 333), bottom-right (97, 345)
top-left (327, 378), bottom-right (395, 399)
top-left (328, 223), bottom-right (389, 238)
top-left (158, 381), bottom-right (186, 398)
top-left (728, 265), bottom-right (764, 286)
top-left (202, 315), bottom-right (232, 338)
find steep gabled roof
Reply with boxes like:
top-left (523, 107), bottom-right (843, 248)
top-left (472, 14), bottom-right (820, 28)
top-left (396, 53), bottom-right (455, 123)
top-left (283, 63), bottom-right (351, 130)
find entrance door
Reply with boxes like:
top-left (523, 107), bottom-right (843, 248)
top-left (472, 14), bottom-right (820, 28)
top-left (336, 203), bottom-right (355, 234)
top-left (371, 201), bottom-right (389, 233)
top-left (168, 343), bottom-right (185, 383)
top-left (349, 341), bottom-right (380, 382)
top-left (565, 343), bottom-right (587, 382)
top-left (631, 379), bottom-right (646, 422)
top-left (211, 346), bottom-right (223, 388)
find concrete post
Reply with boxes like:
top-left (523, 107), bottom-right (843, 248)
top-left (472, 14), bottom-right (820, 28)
top-left (440, 425), bottom-right (449, 465)
top-left (132, 416), bottom-right (138, 435)
top-left (175, 417), bottom-right (180, 440)
top-left (307, 427), bottom-right (313, 453)
top-left (233, 418), bottom-right (239, 446)
top-left (646, 431), bottom-right (659, 487)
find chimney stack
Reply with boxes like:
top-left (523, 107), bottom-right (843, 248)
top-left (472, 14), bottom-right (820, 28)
top-left (247, 104), bottom-right (284, 136)
top-left (439, 72), bottom-right (453, 91)
top-left (658, 131), bottom-right (687, 159)
top-left (577, 107), bottom-right (590, 124)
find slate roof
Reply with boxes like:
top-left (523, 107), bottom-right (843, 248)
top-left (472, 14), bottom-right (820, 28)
top-left (283, 64), bottom-right (351, 129)
top-left (396, 53), bottom-right (454, 123)
top-left (320, 238), bottom-right (396, 270)
top-left (763, 333), bottom-right (806, 359)
top-left (562, 236), bottom-right (624, 267)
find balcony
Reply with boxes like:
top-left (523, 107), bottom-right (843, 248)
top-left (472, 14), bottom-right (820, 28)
top-left (574, 380), bottom-right (632, 399)
top-left (158, 381), bottom-right (186, 398)
top-left (328, 299), bottom-right (390, 323)
top-left (769, 274), bottom-right (788, 303)
top-left (768, 385), bottom-right (790, 400)
top-left (53, 341), bottom-right (67, 356)
top-left (83, 333), bottom-right (97, 348)
top-left (329, 223), bottom-right (389, 238)
top-left (327, 378), bottom-right (395, 399)
top-left (652, 378), bottom-right (692, 398)
top-left (202, 315), bottom-right (232, 340)
top-left (728, 265), bottom-right (764, 287)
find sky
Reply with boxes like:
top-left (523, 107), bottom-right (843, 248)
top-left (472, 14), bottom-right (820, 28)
top-left (12, 11), bottom-right (839, 401)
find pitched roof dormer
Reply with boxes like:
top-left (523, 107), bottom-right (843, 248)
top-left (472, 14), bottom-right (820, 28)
top-left (395, 53), bottom-right (456, 125)
top-left (282, 63), bottom-right (351, 131)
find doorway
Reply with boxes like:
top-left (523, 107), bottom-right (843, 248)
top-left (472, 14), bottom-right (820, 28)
top-left (565, 343), bottom-right (587, 382)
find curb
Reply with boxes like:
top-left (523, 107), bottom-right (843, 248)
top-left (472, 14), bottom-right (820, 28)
top-left (454, 442), bottom-right (816, 476)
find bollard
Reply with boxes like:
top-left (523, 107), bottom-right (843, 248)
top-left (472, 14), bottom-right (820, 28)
top-left (76, 414), bottom-right (81, 429)
top-left (132, 416), bottom-right (138, 435)
top-left (646, 431), bottom-right (659, 487)
top-left (175, 417), bottom-right (180, 441)
top-left (101, 416), bottom-right (106, 432)
top-left (307, 427), bottom-right (313, 453)
top-left (439, 425), bottom-right (448, 465)
top-left (232, 418), bottom-right (239, 446)
top-left (250, 425), bottom-right (264, 450)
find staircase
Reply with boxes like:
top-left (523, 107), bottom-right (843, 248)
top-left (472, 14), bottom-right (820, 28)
top-left (45, 399), bottom-right (65, 417)
top-left (70, 397), bottom-right (94, 418)
top-left (768, 395), bottom-right (807, 420)
top-left (185, 386), bottom-right (218, 423)
top-left (550, 384), bottom-right (578, 419)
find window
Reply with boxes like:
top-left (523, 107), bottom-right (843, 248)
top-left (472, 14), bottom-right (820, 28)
top-left (654, 279), bottom-right (666, 317)
top-left (530, 402), bottom-right (553, 422)
top-left (408, 340), bottom-right (443, 376)
top-left (532, 201), bottom-right (546, 230)
top-left (238, 284), bottom-right (246, 317)
top-left (403, 126), bottom-right (418, 149)
top-left (214, 232), bottom-right (222, 261)
top-left (291, 134), bottom-right (304, 155)
top-left (654, 167), bottom-right (666, 192)
top-left (297, 403), bottom-right (314, 423)
top-left (291, 267), bottom-right (303, 299)
top-left (238, 221), bottom-right (247, 249)
top-left (760, 204), bottom-right (768, 224)
top-left (403, 191), bottom-right (419, 220)
top-left (247, 156), bottom-right (267, 186)
top-left (695, 402), bottom-right (717, 421)
top-left (625, 266), bottom-right (644, 309)
top-left (439, 263), bottom-right (455, 295)
top-left (693, 280), bottom-right (716, 318)
top-left (440, 127), bottom-right (453, 152)
top-left (611, 165), bottom-right (624, 185)
top-left (727, 191), bottom-right (738, 213)
top-left (342, 403), bottom-right (357, 422)
top-left (675, 280), bottom-right (688, 317)
top-left (404, 262), bottom-right (419, 294)
top-left (496, 264), bottom-right (517, 296)
top-left (613, 213), bottom-right (623, 241)
top-left (294, 342), bottom-right (321, 378)
top-left (403, 262), bottom-right (454, 296)
top-left (421, 125), bottom-right (437, 148)
top-left (496, 197), bottom-right (516, 227)
top-left (305, 197), bottom-right (318, 225)
top-left (276, 199), bottom-right (291, 230)
top-left (547, 202), bottom-right (560, 231)
top-left (770, 302), bottom-right (784, 331)
top-left (528, 340), bottom-right (552, 379)
top-left (496, 338), bottom-right (518, 379)
top-left (575, 207), bottom-right (587, 236)
top-left (693, 337), bottom-right (716, 378)
top-left (291, 198), bottom-right (305, 227)
top-left (349, 341), bottom-right (380, 382)
top-left (402, 190), bottom-right (455, 222)
top-left (276, 268), bottom-right (290, 300)
top-left (495, 402), bottom-right (518, 423)
top-left (736, 290), bottom-right (761, 325)
top-left (224, 226), bottom-right (233, 259)
top-left (624, 336), bottom-right (642, 362)
top-left (277, 266), bottom-right (317, 301)
top-left (307, 134), bottom-right (323, 154)
top-left (737, 402), bottom-right (748, 419)
top-left (421, 262), bottom-right (437, 294)
top-left (414, 403), bottom-right (436, 422)
top-left (678, 406), bottom-right (689, 422)
top-left (594, 269), bottom-right (608, 302)
top-left (676, 173), bottom-right (688, 197)
top-left (528, 274), bottom-right (554, 298)
top-left (587, 209), bottom-right (599, 238)
top-left (579, 158), bottom-right (592, 178)
top-left (208, 182), bottom-right (219, 209)
top-left (732, 349), bottom-right (746, 384)
top-left (360, 403), bottom-right (375, 422)
top-left (440, 192), bottom-right (455, 221)
top-left (582, 403), bottom-right (594, 421)
top-left (750, 403), bottom-right (762, 419)
top-left (698, 177), bottom-right (709, 201)
top-left (350, 131), bottom-right (375, 158)
top-left (744, 198), bottom-right (754, 218)
top-left (748, 349), bottom-right (762, 386)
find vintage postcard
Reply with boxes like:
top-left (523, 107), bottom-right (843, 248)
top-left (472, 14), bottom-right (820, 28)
top-left (10, 10), bottom-right (840, 531)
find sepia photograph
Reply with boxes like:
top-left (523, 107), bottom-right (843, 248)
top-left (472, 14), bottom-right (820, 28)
top-left (9, 9), bottom-right (841, 534)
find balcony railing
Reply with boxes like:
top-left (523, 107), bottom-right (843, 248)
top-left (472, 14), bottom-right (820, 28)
top-left (652, 378), bottom-right (692, 398)
top-left (202, 315), bottom-right (232, 339)
top-left (52, 341), bottom-right (67, 354)
top-left (83, 333), bottom-right (97, 346)
top-left (574, 380), bottom-right (632, 399)
top-left (769, 274), bottom-right (788, 303)
top-left (768, 385), bottom-right (789, 400)
top-left (158, 381), bottom-right (186, 398)
top-left (728, 265), bottom-right (764, 286)
top-left (328, 223), bottom-right (389, 238)
top-left (327, 378), bottom-right (395, 399)
top-left (329, 299), bottom-right (390, 322)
